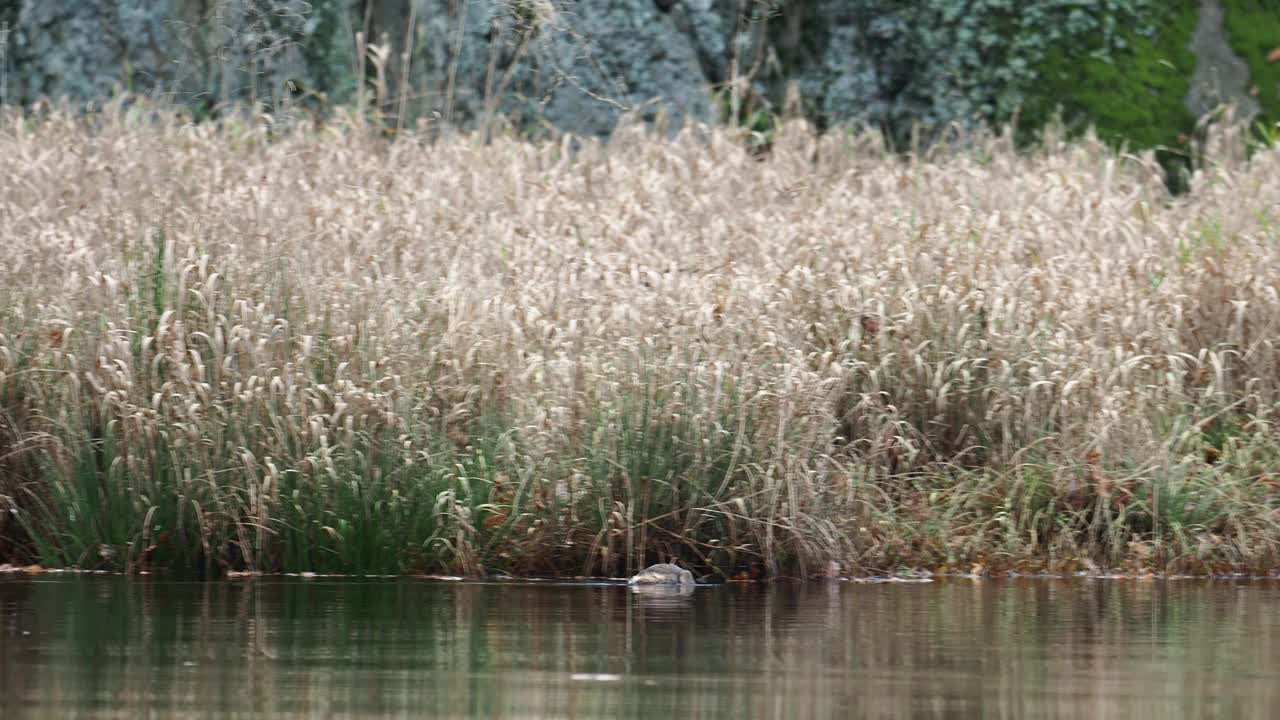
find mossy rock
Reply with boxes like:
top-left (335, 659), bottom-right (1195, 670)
top-left (1021, 4), bottom-right (1199, 158)
top-left (1222, 0), bottom-right (1280, 141)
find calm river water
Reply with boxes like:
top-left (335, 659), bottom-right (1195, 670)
top-left (2, 576), bottom-right (1278, 718)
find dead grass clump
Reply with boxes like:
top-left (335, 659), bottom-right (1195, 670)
top-left (1, 101), bottom-right (1279, 577)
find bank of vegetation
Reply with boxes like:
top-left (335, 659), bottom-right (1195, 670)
top-left (1, 104), bottom-right (1278, 579)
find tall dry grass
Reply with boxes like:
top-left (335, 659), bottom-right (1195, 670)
top-left (1, 101), bottom-right (1279, 577)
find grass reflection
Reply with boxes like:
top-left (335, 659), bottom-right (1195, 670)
top-left (0, 578), bottom-right (1278, 718)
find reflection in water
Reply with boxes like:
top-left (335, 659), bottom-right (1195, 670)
top-left (1, 577), bottom-right (1279, 718)
top-left (629, 583), bottom-right (695, 619)
top-left (629, 584), bottom-right (695, 598)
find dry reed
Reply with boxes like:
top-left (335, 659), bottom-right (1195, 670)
top-left (1, 101), bottom-right (1278, 577)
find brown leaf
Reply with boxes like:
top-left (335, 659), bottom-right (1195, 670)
top-left (859, 314), bottom-right (881, 335)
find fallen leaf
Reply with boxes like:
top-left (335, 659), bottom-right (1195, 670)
top-left (1267, 47), bottom-right (1280, 63)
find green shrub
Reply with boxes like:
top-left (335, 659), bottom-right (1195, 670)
top-left (1021, 4), bottom-right (1199, 187)
top-left (1223, 0), bottom-right (1280, 145)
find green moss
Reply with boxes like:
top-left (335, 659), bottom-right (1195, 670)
top-left (1022, 3), bottom-right (1199, 153)
top-left (1222, 0), bottom-right (1280, 142)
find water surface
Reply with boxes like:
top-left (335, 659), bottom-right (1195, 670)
top-left (2, 576), bottom-right (1278, 718)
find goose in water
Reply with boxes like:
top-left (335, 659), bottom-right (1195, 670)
top-left (628, 563), bottom-right (695, 586)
